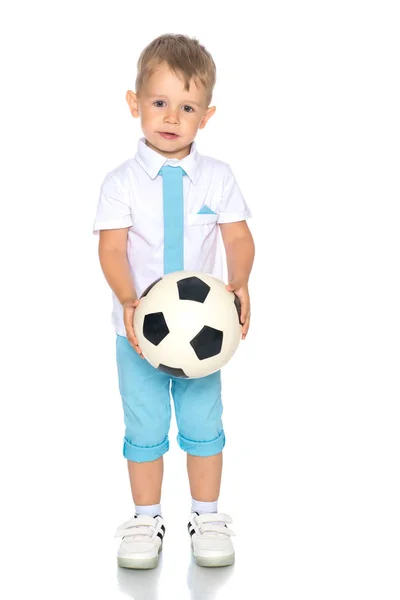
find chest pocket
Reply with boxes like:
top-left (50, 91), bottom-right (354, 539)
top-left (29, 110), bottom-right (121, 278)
top-left (187, 212), bottom-right (219, 227)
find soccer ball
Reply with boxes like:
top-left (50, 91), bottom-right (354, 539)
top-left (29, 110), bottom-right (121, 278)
top-left (133, 271), bottom-right (243, 378)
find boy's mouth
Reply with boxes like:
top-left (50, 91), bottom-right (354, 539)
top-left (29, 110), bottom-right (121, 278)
top-left (159, 132), bottom-right (179, 140)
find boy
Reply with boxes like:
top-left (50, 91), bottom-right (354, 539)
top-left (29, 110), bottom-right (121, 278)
top-left (93, 33), bottom-right (255, 569)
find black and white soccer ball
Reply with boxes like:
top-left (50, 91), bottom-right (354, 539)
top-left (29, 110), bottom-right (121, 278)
top-left (133, 271), bottom-right (243, 378)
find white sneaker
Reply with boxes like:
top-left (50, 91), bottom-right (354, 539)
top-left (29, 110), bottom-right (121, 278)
top-left (114, 514), bottom-right (165, 569)
top-left (188, 512), bottom-right (236, 567)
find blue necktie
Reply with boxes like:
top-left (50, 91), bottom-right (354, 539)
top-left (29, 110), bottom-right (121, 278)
top-left (159, 165), bottom-right (186, 274)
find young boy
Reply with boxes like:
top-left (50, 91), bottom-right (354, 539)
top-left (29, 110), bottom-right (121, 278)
top-left (93, 33), bottom-right (255, 569)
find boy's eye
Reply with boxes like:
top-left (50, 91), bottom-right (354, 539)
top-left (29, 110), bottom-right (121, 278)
top-left (153, 101), bottom-right (194, 112)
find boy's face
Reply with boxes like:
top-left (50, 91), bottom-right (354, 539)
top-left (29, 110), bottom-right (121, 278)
top-left (126, 62), bottom-right (216, 159)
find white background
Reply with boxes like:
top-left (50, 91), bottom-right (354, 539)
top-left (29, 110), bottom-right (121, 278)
top-left (1, 1), bottom-right (399, 598)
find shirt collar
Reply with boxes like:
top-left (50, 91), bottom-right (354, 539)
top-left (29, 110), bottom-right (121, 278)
top-left (134, 137), bottom-right (200, 185)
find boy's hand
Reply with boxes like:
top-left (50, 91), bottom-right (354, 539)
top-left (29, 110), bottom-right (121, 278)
top-left (123, 299), bottom-right (144, 358)
top-left (226, 280), bottom-right (251, 340)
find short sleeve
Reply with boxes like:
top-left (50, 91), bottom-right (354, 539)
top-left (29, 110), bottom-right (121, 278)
top-left (217, 165), bottom-right (252, 224)
top-left (92, 174), bottom-right (133, 235)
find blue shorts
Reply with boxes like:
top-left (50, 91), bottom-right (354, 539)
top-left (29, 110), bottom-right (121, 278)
top-left (116, 334), bottom-right (225, 463)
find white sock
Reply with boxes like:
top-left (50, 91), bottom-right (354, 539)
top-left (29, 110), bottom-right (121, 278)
top-left (135, 503), bottom-right (162, 517)
top-left (191, 499), bottom-right (218, 514)
top-left (191, 499), bottom-right (226, 529)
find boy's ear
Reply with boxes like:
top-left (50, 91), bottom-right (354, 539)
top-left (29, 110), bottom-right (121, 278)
top-left (126, 90), bottom-right (140, 118)
top-left (199, 106), bottom-right (216, 129)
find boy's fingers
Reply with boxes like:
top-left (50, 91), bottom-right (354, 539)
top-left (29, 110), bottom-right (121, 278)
top-left (133, 344), bottom-right (144, 358)
top-left (123, 301), bottom-right (144, 358)
top-left (127, 333), bottom-right (144, 358)
top-left (241, 314), bottom-right (251, 339)
top-left (134, 344), bottom-right (144, 358)
top-left (126, 325), bottom-right (143, 357)
top-left (126, 327), bottom-right (139, 349)
top-left (124, 317), bottom-right (137, 345)
top-left (126, 331), bottom-right (137, 346)
top-left (240, 299), bottom-right (250, 325)
top-left (124, 318), bottom-right (135, 339)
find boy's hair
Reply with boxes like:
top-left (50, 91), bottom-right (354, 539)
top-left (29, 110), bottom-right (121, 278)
top-left (135, 34), bottom-right (216, 105)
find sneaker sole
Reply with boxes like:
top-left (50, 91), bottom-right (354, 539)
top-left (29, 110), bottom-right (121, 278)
top-left (117, 545), bottom-right (162, 570)
top-left (194, 553), bottom-right (235, 568)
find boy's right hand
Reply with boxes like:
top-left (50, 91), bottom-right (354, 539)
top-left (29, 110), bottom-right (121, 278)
top-left (123, 299), bottom-right (144, 358)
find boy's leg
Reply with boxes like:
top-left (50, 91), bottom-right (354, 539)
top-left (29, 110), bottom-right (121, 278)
top-left (172, 370), bottom-right (225, 500)
top-left (116, 334), bottom-right (172, 504)
top-left (115, 335), bottom-right (171, 569)
top-left (186, 452), bottom-right (222, 502)
top-left (172, 372), bottom-right (235, 567)
top-left (127, 456), bottom-right (164, 505)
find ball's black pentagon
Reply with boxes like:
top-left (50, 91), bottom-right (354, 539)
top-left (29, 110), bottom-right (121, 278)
top-left (233, 294), bottom-right (244, 325)
top-left (141, 277), bottom-right (162, 298)
top-left (157, 364), bottom-right (189, 378)
top-left (190, 326), bottom-right (223, 360)
top-left (143, 312), bottom-right (169, 346)
top-left (177, 276), bottom-right (211, 303)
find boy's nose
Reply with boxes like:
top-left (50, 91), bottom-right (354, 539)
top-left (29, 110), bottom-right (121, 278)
top-left (164, 111), bottom-right (180, 124)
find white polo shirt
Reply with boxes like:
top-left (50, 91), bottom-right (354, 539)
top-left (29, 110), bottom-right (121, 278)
top-left (93, 137), bottom-right (252, 336)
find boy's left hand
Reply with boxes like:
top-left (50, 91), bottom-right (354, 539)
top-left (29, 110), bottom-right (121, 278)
top-left (226, 280), bottom-right (251, 340)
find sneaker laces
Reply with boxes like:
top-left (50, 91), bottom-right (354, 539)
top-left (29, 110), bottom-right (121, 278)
top-left (114, 515), bottom-right (162, 542)
top-left (192, 513), bottom-right (236, 538)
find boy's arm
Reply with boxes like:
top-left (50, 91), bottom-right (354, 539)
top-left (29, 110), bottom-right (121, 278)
top-left (98, 228), bottom-right (136, 304)
top-left (219, 220), bottom-right (255, 339)
top-left (98, 228), bottom-right (143, 355)
top-left (219, 220), bottom-right (255, 286)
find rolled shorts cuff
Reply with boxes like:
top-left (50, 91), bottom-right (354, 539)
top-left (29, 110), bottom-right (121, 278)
top-left (177, 430), bottom-right (225, 457)
top-left (123, 436), bottom-right (169, 463)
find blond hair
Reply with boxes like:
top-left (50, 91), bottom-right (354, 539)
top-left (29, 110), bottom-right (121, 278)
top-left (135, 34), bottom-right (216, 105)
